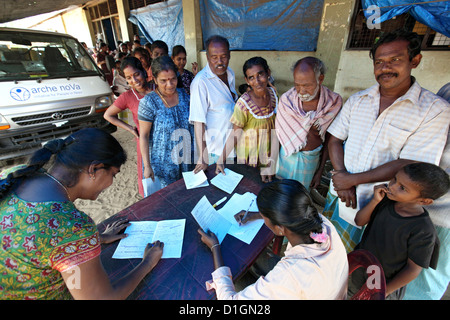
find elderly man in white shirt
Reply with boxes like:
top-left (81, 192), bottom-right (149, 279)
top-left (324, 29), bottom-right (450, 253)
top-left (189, 35), bottom-right (238, 173)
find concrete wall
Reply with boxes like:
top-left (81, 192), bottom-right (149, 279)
top-left (32, 0), bottom-right (449, 99)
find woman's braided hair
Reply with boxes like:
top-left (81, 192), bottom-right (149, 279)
top-left (0, 128), bottom-right (126, 200)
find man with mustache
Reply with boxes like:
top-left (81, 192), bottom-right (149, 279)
top-left (323, 29), bottom-right (450, 253)
top-left (190, 35), bottom-right (238, 172)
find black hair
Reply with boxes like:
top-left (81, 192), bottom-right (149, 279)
top-left (151, 55), bottom-right (178, 79)
top-left (0, 128), bottom-right (126, 199)
top-left (120, 56), bottom-right (147, 79)
top-left (132, 47), bottom-right (151, 63)
top-left (402, 162), bottom-right (450, 200)
top-left (205, 35), bottom-right (230, 54)
top-left (370, 29), bottom-right (422, 61)
top-left (256, 179), bottom-right (323, 244)
top-left (172, 45), bottom-right (187, 58)
top-left (150, 40), bottom-right (169, 54)
top-left (242, 56), bottom-right (270, 78)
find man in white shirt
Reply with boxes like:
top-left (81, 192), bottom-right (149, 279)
top-left (189, 35), bottom-right (238, 173)
top-left (324, 29), bottom-right (450, 252)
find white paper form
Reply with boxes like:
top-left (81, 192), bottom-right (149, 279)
top-left (112, 219), bottom-right (186, 259)
top-left (182, 170), bottom-right (209, 189)
top-left (217, 192), bottom-right (264, 244)
top-left (210, 168), bottom-right (243, 194)
top-left (191, 195), bottom-right (231, 244)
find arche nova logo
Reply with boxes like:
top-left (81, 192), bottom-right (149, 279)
top-left (10, 87), bottom-right (31, 101)
top-left (10, 83), bottom-right (83, 101)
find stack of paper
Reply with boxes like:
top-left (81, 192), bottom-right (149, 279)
top-left (182, 170), bottom-right (209, 189)
top-left (217, 192), bottom-right (264, 244)
top-left (210, 168), bottom-right (243, 194)
top-left (112, 219), bottom-right (186, 259)
top-left (191, 193), bottom-right (264, 245)
top-left (191, 195), bottom-right (231, 244)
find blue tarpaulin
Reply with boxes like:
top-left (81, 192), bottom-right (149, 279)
top-left (128, 0), bottom-right (185, 52)
top-left (362, 0), bottom-right (450, 38)
top-left (199, 0), bottom-right (324, 51)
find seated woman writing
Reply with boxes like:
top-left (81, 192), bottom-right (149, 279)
top-left (0, 128), bottom-right (163, 299)
top-left (215, 57), bottom-right (278, 183)
top-left (199, 179), bottom-right (349, 300)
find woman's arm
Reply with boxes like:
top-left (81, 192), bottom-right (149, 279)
top-left (198, 229), bottom-right (224, 269)
top-left (138, 120), bottom-right (154, 180)
top-left (104, 105), bottom-right (139, 138)
top-left (61, 241), bottom-right (163, 300)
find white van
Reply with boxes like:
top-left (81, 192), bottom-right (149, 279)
top-left (0, 27), bottom-right (115, 165)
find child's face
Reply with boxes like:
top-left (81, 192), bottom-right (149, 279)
top-left (173, 52), bottom-right (187, 71)
top-left (386, 169), bottom-right (424, 203)
top-left (152, 47), bottom-right (167, 59)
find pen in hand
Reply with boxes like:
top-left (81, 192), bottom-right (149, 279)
top-left (240, 199), bottom-right (254, 226)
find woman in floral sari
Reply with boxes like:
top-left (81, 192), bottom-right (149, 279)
top-left (0, 128), bottom-right (163, 299)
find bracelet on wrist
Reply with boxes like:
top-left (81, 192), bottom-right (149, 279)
top-left (210, 243), bottom-right (220, 251)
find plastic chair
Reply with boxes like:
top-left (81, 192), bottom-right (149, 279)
top-left (348, 249), bottom-right (386, 300)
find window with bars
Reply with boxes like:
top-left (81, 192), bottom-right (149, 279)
top-left (347, 1), bottom-right (450, 50)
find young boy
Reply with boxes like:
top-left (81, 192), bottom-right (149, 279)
top-left (350, 162), bottom-right (449, 299)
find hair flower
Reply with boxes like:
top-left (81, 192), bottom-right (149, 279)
top-left (310, 230), bottom-right (329, 243)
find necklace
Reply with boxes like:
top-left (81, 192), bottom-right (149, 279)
top-left (156, 88), bottom-right (176, 108)
top-left (45, 172), bottom-right (71, 202)
top-left (132, 88), bottom-right (144, 101)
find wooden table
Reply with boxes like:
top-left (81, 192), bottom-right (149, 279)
top-left (97, 164), bottom-right (277, 300)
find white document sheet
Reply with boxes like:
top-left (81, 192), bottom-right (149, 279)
top-left (210, 168), bottom-right (243, 194)
top-left (191, 195), bottom-right (231, 244)
top-left (112, 219), bottom-right (186, 259)
top-left (182, 170), bottom-right (209, 189)
top-left (217, 192), bottom-right (264, 244)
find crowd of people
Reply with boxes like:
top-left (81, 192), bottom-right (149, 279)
top-left (0, 29), bottom-right (449, 300)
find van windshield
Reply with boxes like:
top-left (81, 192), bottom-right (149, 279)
top-left (0, 30), bottom-right (102, 82)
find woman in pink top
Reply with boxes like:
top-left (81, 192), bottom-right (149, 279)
top-left (199, 179), bottom-right (349, 299)
top-left (104, 57), bottom-right (153, 197)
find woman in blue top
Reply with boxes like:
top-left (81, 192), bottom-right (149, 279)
top-left (138, 55), bottom-right (195, 190)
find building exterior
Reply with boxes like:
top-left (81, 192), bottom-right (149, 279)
top-left (6, 0), bottom-right (449, 99)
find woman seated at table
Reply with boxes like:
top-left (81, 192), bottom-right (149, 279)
top-left (104, 57), bottom-right (154, 197)
top-left (215, 57), bottom-right (278, 183)
top-left (138, 55), bottom-right (195, 191)
top-left (199, 179), bottom-right (349, 299)
top-left (0, 128), bottom-right (163, 300)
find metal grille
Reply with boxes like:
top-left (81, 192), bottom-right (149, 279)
top-left (11, 106), bottom-right (91, 126)
top-left (347, 1), bottom-right (450, 50)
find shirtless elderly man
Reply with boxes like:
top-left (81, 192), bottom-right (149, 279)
top-left (275, 57), bottom-right (343, 191)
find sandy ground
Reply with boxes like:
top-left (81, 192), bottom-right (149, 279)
top-left (75, 128), bottom-right (142, 224)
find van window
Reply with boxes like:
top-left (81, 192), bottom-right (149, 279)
top-left (0, 30), bottom-right (101, 82)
